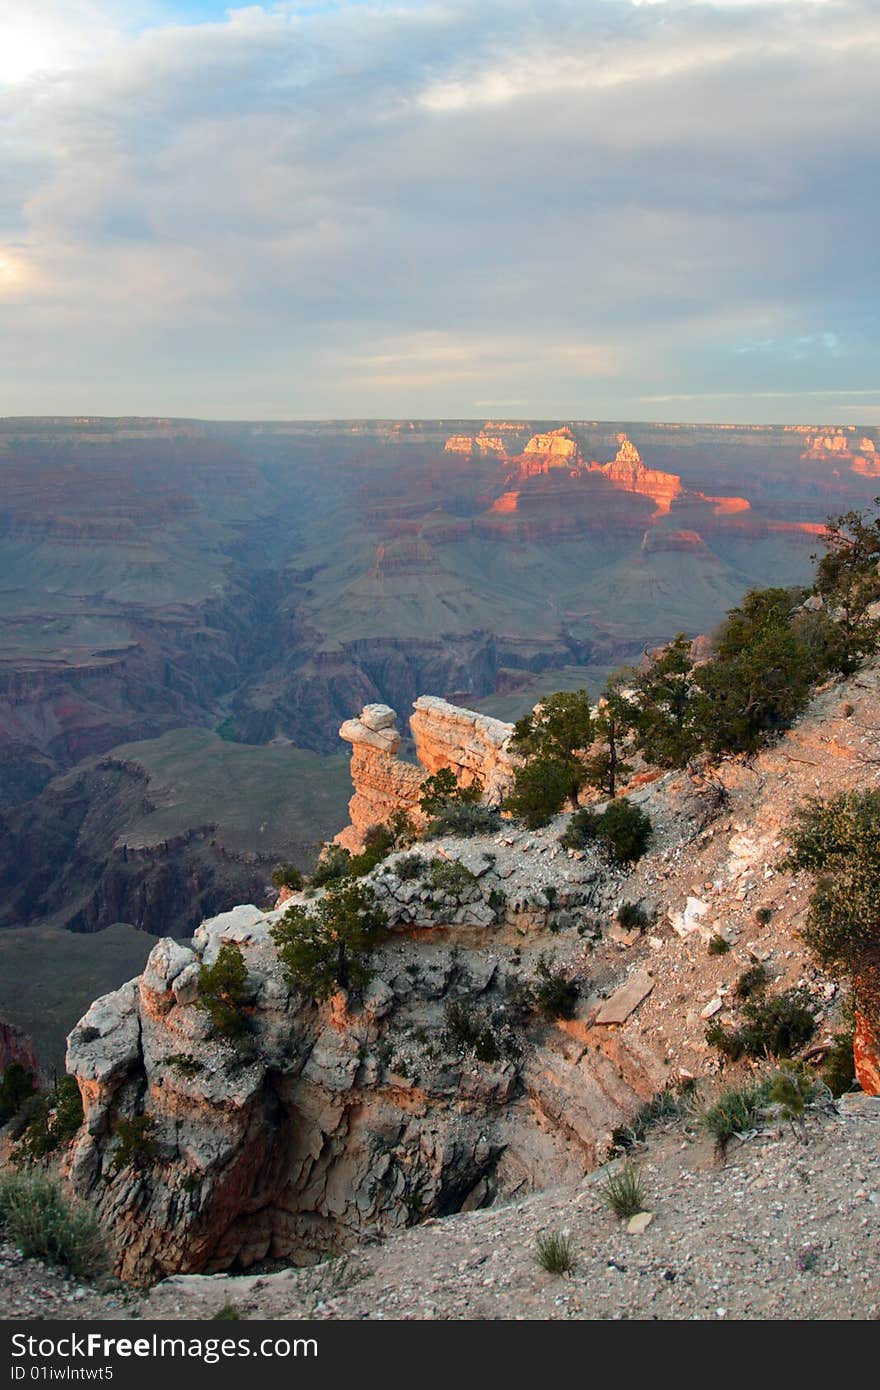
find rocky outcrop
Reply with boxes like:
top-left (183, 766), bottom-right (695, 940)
top-left (0, 1018), bottom-right (40, 1079)
top-left (595, 434), bottom-right (682, 515)
top-left (65, 879), bottom-right (650, 1283)
top-left (336, 699), bottom-right (517, 852)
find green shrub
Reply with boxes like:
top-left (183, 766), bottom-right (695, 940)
top-left (429, 858), bottom-right (479, 898)
top-left (783, 790), bottom-right (880, 1026)
top-left (699, 1078), bottom-right (769, 1147)
top-left (17, 1076), bottom-right (83, 1161)
top-left (271, 862), bottom-right (303, 891)
top-left (560, 800), bottom-right (652, 864)
top-left (422, 801), bottom-right (501, 838)
top-left (196, 942), bottom-right (251, 1040)
top-left (705, 987), bottom-right (816, 1061)
top-left (617, 901), bottom-right (654, 933)
top-left (111, 1114), bottom-right (157, 1173)
top-left (822, 1028), bottom-right (857, 1096)
top-left (271, 879), bottom-right (388, 1001)
top-left (165, 1053), bottom-right (204, 1076)
top-left (418, 768), bottom-right (481, 817)
top-left (211, 1303), bottom-right (243, 1320)
top-left (559, 807), bottom-right (599, 850)
top-left (504, 757), bottom-right (572, 829)
top-left (734, 963), bottom-right (769, 1000)
top-left (442, 1000), bottom-right (501, 1062)
top-left (511, 690), bottom-right (593, 809)
top-left (708, 934), bottom-right (731, 956)
top-left (350, 824), bottom-right (396, 877)
top-left (487, 887), bottom-right (507, 917)
top-left (0, 1170), bottom-right (107, 1280)
top-left (600, 1159), bottom-right (645, 1219)
top-left (535, 1231), bottom-right (577, 1275)
top-left (310, 843), bottom-right (353, 887)
top-left (394, 852), bottom-right (428, 881)
top-left (609, 1080), bottom-right (697, 1154)
top-left (532, 956), bottom-right (579, 1020)
top-left (0, 1062), bottom-right (37, 1122)
top-left (755, 906), bottom-right (773, 926)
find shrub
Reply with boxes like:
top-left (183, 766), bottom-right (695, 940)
top-left (430, 858), bottom-right (479, 898)
top-left (699, 1078), bottom-right (769, 1147)
top-left (595, 798), bottom-right (653, 865)
top-left (559, 806), bottom-right (599, 850)
top-left (111, 1114), bottom-right (157, 1173)
top-left (310, 843), bottom-right (352, 887)
top-left (617, 902), bottom-right (654, 933)
top-left (783, 790), bottom-right (880, 1027)
top-left (734, 963), bottom-right (769, 1000)
top-left (442, 1000), bottom-right (501, 1062)
top-left (196, 942), bottom-right (250, 1040)
top-left (211, 1303), bottom-right (243, 1320)
top-left (418, 768), bottom-right (481, 817)
top-left (600, 1159), bottom-right (645, 1219)
top-left (0, 1062), bottom-right (37, 1122)
top-left (755, 906), bottom-right (773, 926)
top-left (504, 757), bottom-right (572, 829)
top-left (0, 1170), bottom-right (107, 1280)
top-left (535, 1231), bottom-right (577, 1275)
top-left (394, 852), bottom-right (428, 881)
top-left (165, 1053), bottom-right (203, 1076)
top-left (487, 887), bottom-right (507, 917)
top-left (708, 933), bottom-right (731, 956)
top-left (609, 1080), bottom-right (697, 1154)
top-left (271, 879), bottom-right (388, 1001)
top-left (511, 690), bottom-right (593, 809)
top-left (705, 987), bottom-right (816, 1061)
top-left (822, 1028), bottom-right (857, 1096)
top-left (271, 862), bottom-right (303, 891)
top-left (422, 801), bottom-right (501, 839)
top-left (17, 1076), bottom-right (83, 1161)
top-left (532, 956), bottom-right (579, 1020)
top-left (350, 824), bottom-right (395, 877)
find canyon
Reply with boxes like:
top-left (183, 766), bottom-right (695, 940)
top-left (62, 652), bottom-right (880, 1283)
top-left (2, 415), bottom-right (880, 1069)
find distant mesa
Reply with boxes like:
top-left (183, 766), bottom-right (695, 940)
top-left (641, 528), bottom-right (711, 556)
top-left (800, 431), bottom-right (880, 476)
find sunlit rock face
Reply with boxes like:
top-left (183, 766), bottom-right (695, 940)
top-left (336, 698), bottom-right (517, 852)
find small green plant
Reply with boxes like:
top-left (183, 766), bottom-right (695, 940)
top-left (271, 879), bottom-right (388, 1001)
top-left (822, 1027), bottom-right (857, 1096)
top-left (617, 902), bottom-right (654, 933)
top-left (734, 963), bottom-right (769, 1000)
top-left (310, 843), bottom-right (352, 887)
top-left (111, 1114), bottom-right (157, 1173)
top-left (211, 1303), bottom-right (243, 1320)
top-left (394, 852), bottom-right (428, 881)
top-left (0, 1062), bottom-right (37, 1122)
top-left (600, 1159), bottom-right (645, 1219)
top-left (16, 1076), bottom-right (83, 1161)
top-left (422, 801), bottom-right (501, 839)
top-left (560, 799), bottom-right (652, 864)
top-left (165, 1053), bottom-right (204, 1076)
top-left (609, 1079), bottom-right (697, 1154)
top-left (271, 862), bottom-right (304, 891)
top-left (196, 942), bottom-right (251, 1040)
top-left (699, 1078), bottom-right (769, 1147)
top-left (535, 1230), bottom-right (577, 1275)
top-left (0, 1170), bottom-right (107, 1280)
top-left (443, 1000), bottom-right (502, 1062)
top-left (430, 858), bottom-right (479, 898)
top-left (418, 767), bottom-right (481, 817)
top-left (532, 956), bottom-right (579, 1020)
top-left (755, 906), bottom-right (773, 926)
top-left (487, 886), bottom-right (507, 917)
top-left (708, 934), bottom-right (731, 956)
top-left (350, 823), bottom-right (396, 877)
top-left (705, 987), bottom-right (816, 1061)
top-left (180, 1174), bottom-right (200, 1194)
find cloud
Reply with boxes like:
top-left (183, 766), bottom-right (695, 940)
top-left (1, 0), bottom-right (878, 419)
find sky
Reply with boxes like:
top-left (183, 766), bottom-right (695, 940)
top-left (0, 0), bottom-right (877, 422)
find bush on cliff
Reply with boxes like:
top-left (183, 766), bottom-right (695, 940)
top-left (560, 799), bottom-right (652, 865)
top-left (271, 879), bottom-right (388, 1002)
top-left (110, 1114), bottom-right (158, 1173)
top-left (0, 1169), bottom-right (107, 1280)
top-left (0, 1062), bottom-right (36, 1123)
top-left (196, 942), bottom-right (251, 1041)
top-left (310, 843), bottom-right (352, 887)
top-left (422, 800), bottom-right (501, 839)
top-left (418, 767), bottom-right (481, 817)
top-left (504, 756), bottom-right (572, 829)
top-left (16, 1076), bottom-right (83, 1162)
top-left (511, 690), bottom-right (593, 810)
top-left (783, 789), bottom-right (880, 1030)
top-left (271, 862), bottom-right (304, 891)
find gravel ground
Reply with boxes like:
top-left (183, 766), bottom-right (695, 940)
top-left (3, 1095), bottom-right (876, 1322)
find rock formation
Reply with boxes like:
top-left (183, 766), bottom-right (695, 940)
top-left (336, 699), bottom-right (517, 853)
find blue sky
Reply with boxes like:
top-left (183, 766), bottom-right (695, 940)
top-left (0, 1), bottom-right (878, 422)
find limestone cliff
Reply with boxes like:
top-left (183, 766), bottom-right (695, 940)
top-left (336, 698), bottom-right (517, 853)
